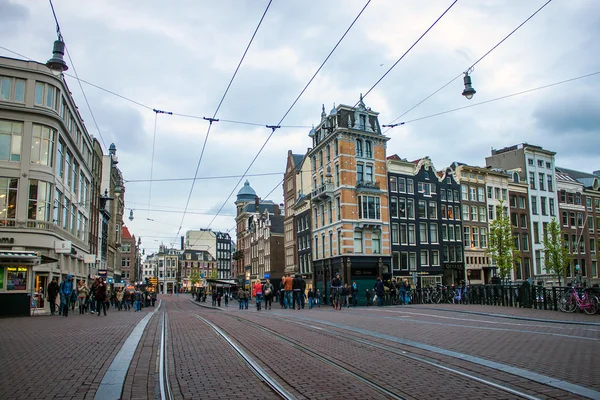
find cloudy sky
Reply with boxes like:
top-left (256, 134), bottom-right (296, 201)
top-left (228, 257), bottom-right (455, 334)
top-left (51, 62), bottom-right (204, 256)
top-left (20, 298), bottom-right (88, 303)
top-left (1, 0), bottom-right (599, 253)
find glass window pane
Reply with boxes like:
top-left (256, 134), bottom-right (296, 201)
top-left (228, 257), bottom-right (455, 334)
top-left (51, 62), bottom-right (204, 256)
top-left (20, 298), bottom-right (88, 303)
top-left (35, 82), bottom-right (44, 105)
top-left (14, 79), bottom-right (25, 102)
top-left (0, 77), bottom-right (10, 100)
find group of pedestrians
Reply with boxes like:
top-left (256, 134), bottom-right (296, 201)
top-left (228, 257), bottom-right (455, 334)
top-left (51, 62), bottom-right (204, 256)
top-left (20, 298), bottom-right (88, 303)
top-left (46, 275), bottom-right (155, 317)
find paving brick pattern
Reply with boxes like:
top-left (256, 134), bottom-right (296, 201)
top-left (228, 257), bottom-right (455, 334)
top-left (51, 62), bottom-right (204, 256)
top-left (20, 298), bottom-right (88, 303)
top-left (0, 305), bottom-right (152, 400)
top-left (164, 298), bottom-right (282, 399)
top-left (260, 304), bottom-right (600, 394)
top-left (121, 309), bottom-right (161, 400)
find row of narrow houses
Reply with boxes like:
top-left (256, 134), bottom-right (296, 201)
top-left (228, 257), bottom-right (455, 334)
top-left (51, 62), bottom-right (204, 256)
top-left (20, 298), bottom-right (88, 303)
top-left (233, 95), bottom-right (599, 297)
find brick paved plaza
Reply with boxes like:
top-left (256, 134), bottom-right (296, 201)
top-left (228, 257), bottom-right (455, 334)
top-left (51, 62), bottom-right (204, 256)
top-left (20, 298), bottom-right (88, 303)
top-left (0, 295), bottom-right (598, 399)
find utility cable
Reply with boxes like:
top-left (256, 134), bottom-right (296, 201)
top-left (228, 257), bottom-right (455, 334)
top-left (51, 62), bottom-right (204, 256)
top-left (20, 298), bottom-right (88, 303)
top-left (124, 171), bottom-right (283, 183)
top-left (360, 0), bottom-right (458, 104)
top-left (390, 71), bottom-right (600, 126)
top-left (175, 0), bottom-right (273, 244)
top-left (383, 0), bottom-right (553, 130)
top-left (202, 0), bottom-right (372, 233)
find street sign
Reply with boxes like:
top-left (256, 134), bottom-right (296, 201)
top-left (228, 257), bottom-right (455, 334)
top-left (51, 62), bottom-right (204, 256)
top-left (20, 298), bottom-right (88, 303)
top-left (54, 240), bottom-right (72, 254)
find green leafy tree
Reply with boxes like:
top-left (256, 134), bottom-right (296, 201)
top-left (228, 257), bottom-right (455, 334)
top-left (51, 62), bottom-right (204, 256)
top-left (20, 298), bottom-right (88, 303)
top-left (543, 219), bottom-right (571, 286)
top-left (486, 201), bottom-right (520, 280)
top-left (190, 270), bottom-right (200, 293)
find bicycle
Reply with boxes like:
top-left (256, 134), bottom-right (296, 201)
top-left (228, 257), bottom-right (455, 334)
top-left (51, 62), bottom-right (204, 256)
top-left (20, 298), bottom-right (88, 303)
top-left (558, 287), bottom-right (598, 315)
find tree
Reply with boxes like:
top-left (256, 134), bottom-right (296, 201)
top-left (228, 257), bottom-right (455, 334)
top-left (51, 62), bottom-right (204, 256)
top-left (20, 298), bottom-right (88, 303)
top-left (486, 201), bottom-right (520, 280)
top-left (190, 270), bottom-right (200, 293)
top-left (543, 219), bottom-right (571, 286)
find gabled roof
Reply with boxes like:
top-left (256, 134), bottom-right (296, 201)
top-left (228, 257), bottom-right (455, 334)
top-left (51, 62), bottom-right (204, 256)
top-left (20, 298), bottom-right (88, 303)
top-left (292, 153), bottom-right (305, 171)
top-left (556, 167), bottom-right (600, 189)
top-left (122, 225), bottom-right (132, 239)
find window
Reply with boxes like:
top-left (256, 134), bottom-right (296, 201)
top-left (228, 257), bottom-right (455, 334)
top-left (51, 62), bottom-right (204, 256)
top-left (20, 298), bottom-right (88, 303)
top-left (480, 228), bottom-right (487, 248)
top-left (461, 185), bottom-right (468, 200)
top-left (28, 180), bottom-right (52, 222)
top-left (487, 187), bottom-right (493, 199)
top-left (589, 238), bottom-right (595, 254)
top-left (531, 196), bottom-right (538, 214)
top-left (448, 224), bottom-right (455, 241)
top-left (336, 197), bottom-right (341, 221)
top-left (539, 173), bottom-right (545, 191)
top-left (398, 177), bottom-right (406, 193)
top-left (314, 237), bottom-right (319, 258)
top-left (418, 200), bottom-right (427, 218)
top-left (549, 198), bottom-right (555, 216)
top-left (409, 252), bottom-right (417, 270)
top-left (389, 177), bottom-right (397, 192)
top-left (469, 187), bottom-right (476, 201)
top-left (354, 231), bottom-right (363, 253)
top-left (398, 198), bottom-right (406, 218)
top-left (519, 197), bottom-right (526, 209)
top-left (479, 206), bottom-right (486, 222)
top-left (400, 224), bottom-right (408, 244)
top-left (35, 82), bottom-right (59, 111)
top-left (528, 158), bottom-right (534, 165)
top-left (419, 222), bottom-right (428, 244)
top-left (407, 179), bottom-right (414, 194)
top-left (428, 202), bottom-right (437, 219)
top-left (372, 232), bottom-right (380, 254)
top-left (335, 164), bottom-right (340, 187)
top-left (540, 197), bottom-right (547, 216)
top-left (561, 211), bottom-right (568, 226)
top-left (365, 165), bottom-right (373, 182)
top-left (547, 175), bottom-right (553, 192)
top-left (408, 224), bottom-right (416, 245)
top-left (31, 124), bottom-right (56, 167)
top-left (513, 233), bottom-right (521, 250)
top-left (463, 227), bottom-right (471, 247)
top-left (478, 187), bottom-right (485, 202)
top-left (356, 163), bottom-right (363, 183)
top-left (430, 223), bottom-right (438, 243)
top-left (533, 222), bottom-right (540, 244)
top-left (391, 223), bottom-right (399, 244)
top-left (400, 252), bottom-right (409, 271)
top-left (441, 224), bottom-right (448, 241)
top-left (462, 205), bottom-right (469, 221)
top-left (589, 216), bottom-right (594, 232)
top-left (326, 145), bottom-right (330, 162)
top-left (420, 250), bottom-right (429, 266)
top-left (355, 139), bottom-right (363, 157)
top-left (0, 119), bottom-right (23, 162)
top-left (334, 138), bottom-right (338, 156)
top-left (365, 141), bottom-right (372, 158)
top-left (511, 213), bottom-right (518, 227)
top-left (0, 76), bottom-right (25, 102)
top-left (407, 199), bottom-right (415, 219)
top-left (6, 266), bottom-right (27, 291)
top-left (520, 214), bottom-right (527, 228)
top-left (455, 225), bottom-right (461, 242)
top-left (470, 206), bottom-right (477, 221)
top-left (535, 250), bottom-right (542, 275)
top-left (529, 172), bottom-right (536, 190)
top-left (537, 159), bottom-right (543, 167)
top-left (441, 205), bottom-right (447, 219)
top-left (488, 205), bottom-right (495, 221)
top-left (472, 227), bottom-right (479, 248)
top-left (359, 196), bottom-right (381, 219)
top-left (441, 189), bottom-right (446, 201)
top-left (390, 197), bottom-right (398, 218)
top-left (522, 233), bottom-right (529, 251)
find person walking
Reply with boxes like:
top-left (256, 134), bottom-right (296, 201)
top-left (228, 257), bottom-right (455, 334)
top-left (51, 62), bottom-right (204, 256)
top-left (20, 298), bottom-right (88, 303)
top-left (77, 281), bottom-right (89, 315)
top-left (216, 293), bottom-right (222, 307)
top-left (399, 278), bottom-right (410, 305)
top-left (315, 289), bottom-right (321, 307)
top-left (238, 288), bottom-right (245, 310)
top-left (123, 289), bottom-right (131, 311)
top-left (307, 288), bottom-right (314, 309)
top-left (374, 277), bottom-right (385, 307)
top-left (350, 282), bottom-right (359, 308)
top-left (292, 274), bottom-right (304, 310)
top-left (253, 280), bottom-right (263, 311)
top-left (116, 288), bottom-right (124, 311)
top-left (47, 277), bottom-right (59, 315)
top-left (365, 288), bottom-right (372, 307)
top-left (331, 272), bottom-right (343, 310)
top-left (95, 278), bottom-right (107, 316)
top-left (59, 275), bottom-right (74, 317)
top-left (282, 272), bottom-right (293, 309)
top-left (224, 292), bottom-right (229, 307)
top-left (262, 279), bottom-right (274, 310)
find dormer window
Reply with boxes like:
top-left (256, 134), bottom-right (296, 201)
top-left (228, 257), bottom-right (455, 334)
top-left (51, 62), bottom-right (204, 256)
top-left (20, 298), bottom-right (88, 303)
top-left (424, 171), bottom-right (430, 180)
top-left (513, 172), bottom-right (519, 183)
top-left (356, 139), bottom-right (363, 157)
top-left (359, 114), bottom-right (366, 130)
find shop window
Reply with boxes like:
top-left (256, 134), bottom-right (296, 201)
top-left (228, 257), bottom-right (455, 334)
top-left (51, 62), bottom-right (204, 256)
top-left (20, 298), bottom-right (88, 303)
top-left (6, 266), bottom-right (28, 290)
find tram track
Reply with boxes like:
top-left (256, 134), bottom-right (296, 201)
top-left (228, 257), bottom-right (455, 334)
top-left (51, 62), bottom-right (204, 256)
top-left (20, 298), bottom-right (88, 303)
top-left (194, 312), bottom-right (406, 400)
top-left (159, 306), bottom-right (173, 400)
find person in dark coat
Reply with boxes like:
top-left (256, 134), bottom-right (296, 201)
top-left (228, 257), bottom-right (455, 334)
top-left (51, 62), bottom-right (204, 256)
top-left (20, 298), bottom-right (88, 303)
top-left (47, 277), bottom-right (59, 315)
top-left (94, 278), bottom-right (107, 316)
top-left (374, 277), bottom-right (385, 307)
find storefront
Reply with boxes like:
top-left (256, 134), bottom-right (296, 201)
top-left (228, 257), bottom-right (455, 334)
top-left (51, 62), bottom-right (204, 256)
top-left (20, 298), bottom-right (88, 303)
top-left (0, 251), bottom-right (39, 317)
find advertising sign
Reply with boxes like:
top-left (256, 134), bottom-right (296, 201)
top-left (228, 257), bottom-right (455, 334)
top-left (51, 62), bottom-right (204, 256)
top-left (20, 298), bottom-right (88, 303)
top-left (98, 269), bottom-right (108, 277)
top-left (84, 254), bottom-right (96, 264)
top-left (54, 240), bottom-right (72, 254)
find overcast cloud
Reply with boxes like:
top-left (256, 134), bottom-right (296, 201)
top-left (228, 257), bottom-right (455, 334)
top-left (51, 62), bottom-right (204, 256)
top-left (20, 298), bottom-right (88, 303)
top-left (1, 0), bottom-right (599, 252)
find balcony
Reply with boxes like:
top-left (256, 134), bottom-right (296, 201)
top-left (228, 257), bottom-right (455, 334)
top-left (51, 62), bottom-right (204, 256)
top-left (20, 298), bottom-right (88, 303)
top-left (356, 179), bottom-right (381, 193)
top-left (311, 182), bottom-right (334, 203)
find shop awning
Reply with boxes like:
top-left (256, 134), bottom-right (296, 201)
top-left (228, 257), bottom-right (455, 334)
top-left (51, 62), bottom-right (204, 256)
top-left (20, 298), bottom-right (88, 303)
top-left (40, 254), bottom-right (59, 264)
top-left (0, 251), bottom-right (39, 262)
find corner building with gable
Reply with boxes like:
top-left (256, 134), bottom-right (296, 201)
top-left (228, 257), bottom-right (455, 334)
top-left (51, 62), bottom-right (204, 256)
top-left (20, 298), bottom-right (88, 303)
top-left (307, 96), bottom-right (391, 303)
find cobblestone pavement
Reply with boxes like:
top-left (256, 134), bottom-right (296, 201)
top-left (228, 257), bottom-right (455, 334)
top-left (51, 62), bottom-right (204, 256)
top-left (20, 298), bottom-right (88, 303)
top-left (2, 295), bottom-right (599, 399)
top-left (0, 303), bottom-right (156, 400)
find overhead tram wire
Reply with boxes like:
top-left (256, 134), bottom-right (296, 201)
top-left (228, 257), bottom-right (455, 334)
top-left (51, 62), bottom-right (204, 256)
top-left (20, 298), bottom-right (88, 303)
top-left (394, 71), bottom-right (600, 126)
top-left (49, 0), bottom-right (108, 151)
top-left (202, 0), bottom-right (373, 233)
top-left (383, 0), bottom-right (553, 132)
top-left (173, 0), bottom-right (274, 244)
top-left (124, 171), bottom-right (283, 183)
top-left (360, 0), bottom-right (458, 104)
top-left (0, 45), bottom-right (311, 129)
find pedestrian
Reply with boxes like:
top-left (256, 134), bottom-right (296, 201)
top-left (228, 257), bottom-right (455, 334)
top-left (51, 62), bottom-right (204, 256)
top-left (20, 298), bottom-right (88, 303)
top-left (134, 289), bottom-right (143, 312)
top-left (374, 277), bottom-right (385, 307)
top-left (342, 283), bottom-right (350, 308)
top-left (116, 288), bottom-right (124, 311)
top-left (399, 279), bottom-right (410, 305)
top-left (224, 292), bottom-right (229, 307)
top-left (282, 272), bottom-right (293, 309)
top-left (77, 280), bottom-right (89, 315)
top-left (238, 288), bottom-right (245, 310)
top-left (123, 289), bottom-right (131, 311)
top-left (216, 294), bottom-right (222, 307)
top-left (292, 274), bottom-right (304, 310)
top-left (151, 292), bottom-right (156, 307)
top-left (253, 279), bottom-right (263, 311)
top-left (365, 288), bottom-right (372, 307)
top-left (95, 278), bottom-right (107, 316)
top-left (307, 288), bottom-right (314, 309)
top-left (47, 277), bottom-right (59, 315)
top-left (351, 282), bottom-right (359, 307)
top-left (315, 289), bottom-right (321, 307)
top-left (70, 283), bottom-right (78, 312)
top-left (390, 279), bottom-right (398, 305)
top-left (212, 291), bottom-right (217, 306)
top-left (59, 275), bottom-right (74, 317)
top-left (262, 279), bottom-right (274, 310)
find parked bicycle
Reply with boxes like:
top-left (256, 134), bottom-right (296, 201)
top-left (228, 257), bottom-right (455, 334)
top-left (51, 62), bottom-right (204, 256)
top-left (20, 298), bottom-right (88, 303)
top-left (558, 286), bottom-right (598, 315)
